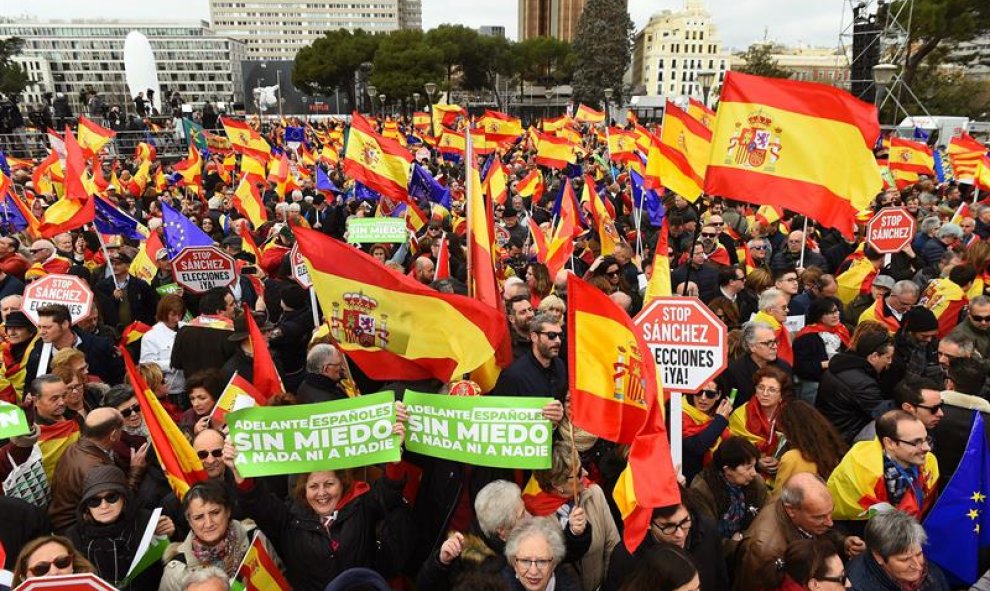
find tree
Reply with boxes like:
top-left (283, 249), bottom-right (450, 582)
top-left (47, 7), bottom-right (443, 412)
top-left (571, 0), bottom-right (634, 107)
top-left (292, 29), bottom-right (380, 111)
top-left (512, 37), bottom-right (574, 86)
top-left (425, 25), bottom-right (481, 92)
top-left (460, 35), bottom-right (516, 107)
top-left (735, 44), bottom-right (791, 79)
top-left (0, 37), bottom-right (30, 96)
top-left (369, 30), bottom-right (446, 105)
top-left (890, 0), bottom-right (990, 86)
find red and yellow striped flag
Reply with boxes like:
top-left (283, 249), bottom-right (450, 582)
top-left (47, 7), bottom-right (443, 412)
top-left (439, 127), bottom-right (466, 162)
top-left (122, 346), bottom-right (207, 498)
top-left (480, 110), bottom-right (522, 144)
top-left (174, 143), bottom-right (203, 193)
top-left (607, 128), bottom-right (638, 163)
top-left (585, 175), bottom-right (620, 256)
top-left (658, 101), bottom-right (711, 202)
top-left (344, 112), bottom-right (413, 202)
top-left (412, 111), bottom-right (431, 131)
top-left (574, 104), bottom-right (606, 124)
top-left (643, 218), bottom-right (672, 304)
top-left (130, 230), bottom-right (163, 283)
top-left (231, 532), bottom-right (291, 591)
top-left (644, 134), bottom-right (664, 191)
top-left (687, 98), bottom-right (716, 129)
top-left (545, 178), bottom-right (583, 279)
top-left (704, 72), bottom-right (882, 239)
top-left (119, 321), bottom-right (152, 347)
top-left (483, 158), bottom-right (509, 206)
top-left (517, 169), bottom-right (545, 201)
top-left (39, 129), bottom-right (95, 237)
top-left (948, 133), bottom-right (986, 180)
top-left (889, 137), bottom-right (934, 189)
top-left (233, 177), bottom-right (267, 228)
top-left (922, 277), bottom-right (968, 339)
top-left (211, 372), bottom-right (264, 423)
top-left (39, 420), bottom-right (80, 479)
top-left (76, 116), bottom-right (115, 157)
top-left (221, 116), bottom-right (272, 157)
top-left (536, 132), bottom-right (576, 170)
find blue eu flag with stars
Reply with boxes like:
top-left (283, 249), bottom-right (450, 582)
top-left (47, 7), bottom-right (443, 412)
top-left (923, 412), bottom-right (990, 585)
top-left (162, 201), bottom-right (214, 259)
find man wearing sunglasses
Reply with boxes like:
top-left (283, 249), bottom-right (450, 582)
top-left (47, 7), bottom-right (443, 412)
top-left (854, 377), bottom-right (944, 443)
top-left (492, 313), bottom-right (565, 424)
top-left (948, 295), bottom-right (990, 360)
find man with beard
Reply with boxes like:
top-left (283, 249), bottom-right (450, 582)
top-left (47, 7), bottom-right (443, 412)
top-left (492, 313), bottom-right (566, 413)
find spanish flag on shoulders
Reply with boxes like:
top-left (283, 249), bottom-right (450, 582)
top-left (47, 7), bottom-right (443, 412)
top-left (922, 277), bottom-right (968, 339)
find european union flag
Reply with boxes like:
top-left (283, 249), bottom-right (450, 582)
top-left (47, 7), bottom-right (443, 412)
top-left (0, 151), bottom-right (10, 177)
top-left (923, 412), bottom-right (990, 585)
top-left (353, 182), bottom-right (381, 203)
top-left (162, 201), bottom-right (214, 258)
top-left (913, 127), bottom-right (931, 141)
top-left (629, 169), bottom-right (666, 228)
top-left (0, 194), bottom-right (29, 233)
top-left (934, 150), bottom-right (949, 183)
top-left (284, 126), bottom-right (306, 145)
top-left (94, 196), bottom-right (146, 241)
top-left (408, 164), bottom-right (451, 210)
top-left (316, 167), bottom-right (341, 195)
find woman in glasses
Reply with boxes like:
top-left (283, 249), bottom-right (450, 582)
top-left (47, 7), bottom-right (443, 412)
top-left (763, 538), bottom-right (850, 591)
top-left (66, 465), bottom-right (174, 590)
top-left (11, 535), bottom-right (95, 587)
top-left (681, 381), bottom-right (733, 483)
top-left (793, 297), bottom-right (850, 404)
top-left (729, 365), bottom-right (793, 484)
top-left (847, 510), bottom-right (949, 591)
top-left (502, 517), bottom-right (580, 591)
top-left (689, 437), bottom-right (768, 556)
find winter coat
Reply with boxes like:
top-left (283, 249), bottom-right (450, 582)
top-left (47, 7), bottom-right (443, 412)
top-left (847, 550), bottom-right (950, 591)
top-left (500, 564), bottom-right (583, 591)
top-left (159, 519), bottom-right (260, 591)
top-left (67, 498), bottom-right (162, 590)
top-left (815, 352), bottom-right (888, 443)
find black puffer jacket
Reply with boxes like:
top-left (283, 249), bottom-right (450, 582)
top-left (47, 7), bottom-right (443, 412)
top-left (815, 352), bottom-right (888, 443)
top-left (847, 549), bottom-right (950, 591)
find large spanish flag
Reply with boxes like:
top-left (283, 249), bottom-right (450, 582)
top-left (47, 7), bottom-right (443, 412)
top-left (889, 137), bottom-right (934, 189)
top-left (575, 104), bottom-right (606, 124)
top-left (39, 129), bottom-right (95, 237)
top-left (76, 116), bottom-right (115, 157)
top-left (122, 346), bottom-right (207, 499)
top-left (566, 274), bottom-right (679, 551)
top-left (221, 116), bottom-right (272, 157)
top-left (704, 72), bottom-right (882, 239)
top-left (536, 132), bottom-right (576, 170)
top-left (294, 226), bottom-right (507, 383)
top-left (480, 110), bottom-right (522, 144)
top-left (344, 112), bottom-right (413, 202)
top-left (659, 101), bottom-right (712, 202)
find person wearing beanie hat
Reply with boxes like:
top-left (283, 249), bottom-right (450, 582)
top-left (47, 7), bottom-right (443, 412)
top-left (816, 330), bottom-right (895, 443)
top-left (2, 310), bottom-right (38, 401)
top-left (268, 283), bottom-right (315, 392)
top-left (882, 307), bottom-right (943, 394)
top-left (66, 465), bottom-right (174, 590)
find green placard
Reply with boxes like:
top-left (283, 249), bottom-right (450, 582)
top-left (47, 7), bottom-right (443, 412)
top-left (404, 391), bottom-right (553, 470)
top-left (0, 402), bottom-right (30, 439)
top-left (346, 217), bottom-right (408, 243)
top-left (155, 282), bottom-right (182, 296)
top-left (228, 391), bottom-right (399, 477)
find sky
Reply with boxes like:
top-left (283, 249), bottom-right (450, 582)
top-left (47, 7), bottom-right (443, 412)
top-left (5, 0), bottom-right (845, 51)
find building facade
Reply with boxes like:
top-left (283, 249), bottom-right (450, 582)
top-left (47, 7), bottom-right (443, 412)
top-left (630, 0), bottom-right (730, 103)
top-left (729, 44), bottom-right (851, 87)
top-left (479, 25), bottom-right (506, 38)
top-left (950, 34), bottom-right (990, 83)
top-left (209, 0), bottom-right (422, 61)
top-left (0, 19), bottom-right (246, 115)
top-left (518, 0), bottom-right (586, 42)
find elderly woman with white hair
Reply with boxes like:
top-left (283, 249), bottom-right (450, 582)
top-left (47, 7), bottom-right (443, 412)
top-left (847, 510), bottom-right (949, 591)
top-left (502, 517), bottom-right (581, 591)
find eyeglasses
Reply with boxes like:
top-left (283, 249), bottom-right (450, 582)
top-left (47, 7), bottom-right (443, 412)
top-left (85, 492), bottom-right (122, 508)
top-left (652, 515), bottom-right (692, 535)
top-left (119, 404), bottom-right (141, 418)
top-left (514, 557), bottom-right (553, 572)
top-left (701, 232), bottom-right (718, 238)
top-left (893, 436), bottom-right (933, 449)
top-left (28, 554), bottom-right (73, 577)
top-left (196, 448), bottom-right (224, 460)
top-left (537, 331), bottom-right (562, 341)
top-left (757, 339), bottom-right (780, 348)
top-left (699, 389), bottom-right (720, 399)
top-left (750, 245), bottom-right (768, 250)
top-left (818, 572), bottom-right (849, 585)
top-left (755, 385), bottom-right (781, 395)
top-left (606, 270), bottom-right (620, 277)
top-left (710, 221), bottom-right (725, 227)
top-left (970, 314), bottom-right (990, 323)
top-left (915, 403), bottom-right (944, 414)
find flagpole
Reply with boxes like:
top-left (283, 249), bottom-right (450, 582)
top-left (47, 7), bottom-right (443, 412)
top-left (465, 126), bottom-right (474, 299)
top-left (94, 224), bottom-right (122, 290)
top-left (798, 216), bottom-right (808, 269)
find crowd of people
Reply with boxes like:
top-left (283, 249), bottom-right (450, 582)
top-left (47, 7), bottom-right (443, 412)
top-left (0, 109), bottom-right (988, 591)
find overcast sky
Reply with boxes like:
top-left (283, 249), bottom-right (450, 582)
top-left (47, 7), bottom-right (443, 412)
top-left (5, 0), bottom-right (844, 51)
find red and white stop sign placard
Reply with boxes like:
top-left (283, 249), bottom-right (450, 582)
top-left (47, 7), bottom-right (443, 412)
top-left (171, 246), bottom-right (237, 294)
top-left (633, 297), bottom-right (728, 393)
top-left (14, 573), bottom-right (117, 591)
top-left (866, 207), bottom-right (916, 254)
top-left (289, 243), bottom-right (312, 289)
top-left (21, 274), bottom-right (95, 326)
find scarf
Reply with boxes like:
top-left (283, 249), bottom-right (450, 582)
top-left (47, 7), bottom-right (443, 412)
top-left (683, 401), bottom-right (728, 465)
top-left (745, 399), bottom-right (779, 456)
top-left (883, 454), bottom-right (923, 510)
top-left (186, 314), bottom-right (234, 330)
top-left (796, 322), bottom-right (851, 348)
top-left (718, 472), bottom-right (748, 538)
top-left (191, 522), bottom-right (246, 577)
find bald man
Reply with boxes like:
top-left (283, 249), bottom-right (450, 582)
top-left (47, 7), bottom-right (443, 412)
top-left (48, 407), bottom-right (149, 532)
top-left (734, 473), bottom-right (864, 591)
top-left (412, 256), bottom-right (435, 285)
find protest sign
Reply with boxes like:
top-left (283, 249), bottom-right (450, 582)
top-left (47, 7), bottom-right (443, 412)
top-left (0, 402), bottom-right (30, 439)
top-left (404, 391), bottom-right (553, 470)
top-left (228, 391), bottom-right (399, 477)
top-left (346, 217), bottom-right (407, 243)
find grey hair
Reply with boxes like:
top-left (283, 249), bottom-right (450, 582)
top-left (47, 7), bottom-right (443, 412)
top-left (504, 516), bottom-right (567, 568)
top-left (747, 238), bottom-right (772, 259)
top-left (741, 321), bottom-right (775, 352)
top-left (29, 374), bottom-right (64, 398)
top-left (529, 312), bottom-right (560, 334)
top-left (890, 280), bottom-right (920, 298)
top-left (475, 480), bottom-right (523, 537)
top-left (758, 288), bottom-right (786, 312)
top-left (919, 216), bottom-right (941, 235)
top-left (779, 473), bottom-right (828, 508)
top-left (306, 343), bottom-right (339, 373)
top-left (936, 222), bottom-right (962, 239)
top-left (180, 566), bottom-right (230, 591)
top-left (971, 295), bottom-right (990, 308)
top-left (940, 332), bottom-right (975, 356)
top-left (864, 510), bottom-right (927, 561)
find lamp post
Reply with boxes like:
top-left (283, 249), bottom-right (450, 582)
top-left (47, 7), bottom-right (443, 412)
top-left (366, 84), bottom-right (377, 117)
top-left (603, 87), bottom-right (613, 124)
top-left (413, 92), bottom-right (421, 113)
top-left (379, 94), bottom-right (387, 118)
top-left (544, 88), bottom-right (553, 119)
top-left (872, 63), bottom-right (898, 125)
top-left (697, 70), bottom-right (716, 107)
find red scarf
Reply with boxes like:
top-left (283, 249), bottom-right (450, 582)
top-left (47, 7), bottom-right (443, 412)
top-left (796, 322), bottom-right (851, 348)
top-left (745, 400), bottom-right (779, 455)
top-left (522, 477), bottom-right (592, 517)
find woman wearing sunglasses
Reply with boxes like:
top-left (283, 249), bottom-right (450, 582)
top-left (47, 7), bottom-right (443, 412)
top-left (11, 535), bottom-right (95, 586)
top-left (681, 381), bottom-right (733, 483)
top-left (66, 465), bottom-right (174, 590)
top-left (763, 538), bottom-right (851, 590)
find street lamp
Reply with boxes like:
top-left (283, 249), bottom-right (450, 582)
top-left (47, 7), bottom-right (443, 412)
top-left (379, 94), bottom-right (387, 117)
top-left (603, 87), bottom-right (613, 124)
top-left (872, 63), bottom-right (898, 88)
top-left (697, 70), bottom-right (716, 106)
top-left (367, 84), bottom-right (377, 117)
top-left (544, 88), bottom-right (554, 119)
top-left (413, 92), bottom-right (421, 112)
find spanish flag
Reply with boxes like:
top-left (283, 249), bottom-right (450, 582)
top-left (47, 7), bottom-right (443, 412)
top-left (39, 419), bottom-right (80, 480)
top-left (483, 158), bottom-right (509, 206)
top-left (173, 143), bottom-right (203, 193)
top-left (542, 115), bottom-right (570, 133)
top-left (133, 141), bottom-right (156, 163)
top-left (439, 127), bottom-right (466, 162)
top-left (211, 372), bottom-right (264, 423)
top-left (836, 256), bottom-right (878, 305)
top-left (536, 132), bottom-right (576, 170)
top-left (470, 128), bottom-right (495, 156)
top-left (658, 101), bottom-right (711, 202)
top-left (221, 116), bottom-right (272, 157)
top-left (631, 123), bottom-right (655, 154)
top-left (127, 158), bottom-right (152, 197)
top-left (889, 137), bottom-right (934, 189)
top-left (922, 277), bottom-right (968, 339)
top-left (412, 111), bottom-right (431, 131)
top-left (827, 438), bottom-right (938, 520)
top-left (76, 116), bottom-right (115, 157)
top-left (119, 321), bottom-right (152, 347)
top-left (566, 274), bottom-right (679, 551)
top-left (517, 169), bottom-right (544, 201)
top-left (574, 104), bottom-right (606, 124)
top-left (480, 110), bottom-right (523, 144)
top-left (687, 98), bottom-right (716, 129)
top-left (585, 175), bottom-right (620, 256)
top-left (343, 112), bottom-right (413, 203)
top-left (294, 226), bottom-right (508, 383)
top-left (529, 222), bottom-right (549, 264)
top-left (231, 531), bottom-right (291, 591)
top-left (644, 134), bottom-right (664, 191)
top-left (238, 222), bottom-right (263, 263)
top-left (607, 128), bottom-right (638, 163)
top-left (39, 130), bottom-right (95, 237)
top-left (432, 103), bottom-right (465, 137)
top-left (122, 346), bottom-right (207, 498)
top-left (130, 231), bottom-right (163, 283)
top-left (545, 179), bottom-right (582, 279)
top-left (32, 151), bottom-right (59, 196)
top-left (643, 218), bottom-right (672, 304)
top-left (233, 177), bottom-right (267, 229)
top-left (704, 72), bottom-right (882, 239)
top-left (240, 151), bottom-right (269, 185)
top-left (244, 304), bottom-right (284, 398)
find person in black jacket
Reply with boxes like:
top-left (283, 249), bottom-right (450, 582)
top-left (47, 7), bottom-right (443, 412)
top-left (717, 321), bottom-right (793, 408)
top-left (25, 303), bottom-right (124, 385)
top-left (492, 313), bottom-right (567, 405)
top-left (881, 307), bottom-right (943, 393)
top-left (66, 465), bottom-right (175, 591)
top-left (94, 250), bottom-right (158, 331)
top-left (0, 495), bottom-right (50, 571)
top-left (268, 284), bottom-right (314, 392)
top-left (603, 495), bottom-right (729, 591)
top-left (296, 344), bottom-right (349, 404)
top-left (815, 332), bottom-right (895, 443)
